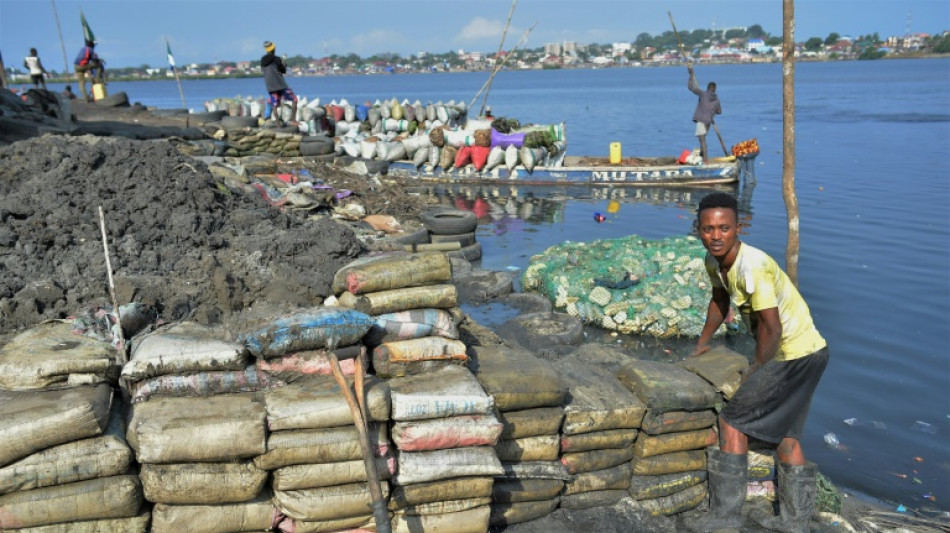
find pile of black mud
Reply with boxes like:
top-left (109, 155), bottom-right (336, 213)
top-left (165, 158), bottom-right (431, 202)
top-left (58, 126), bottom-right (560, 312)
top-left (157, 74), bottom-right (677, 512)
top-left (0, 134), bottom-right (363, 336)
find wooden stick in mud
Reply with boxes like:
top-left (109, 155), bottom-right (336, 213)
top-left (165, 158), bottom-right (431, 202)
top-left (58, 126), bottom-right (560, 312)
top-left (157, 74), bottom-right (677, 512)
top-left (403, 241), bottom-right (461, 252)
top-left (328, 353), bottom-right (391, 533)
top-left (98, 205), bottom-right (126, 364)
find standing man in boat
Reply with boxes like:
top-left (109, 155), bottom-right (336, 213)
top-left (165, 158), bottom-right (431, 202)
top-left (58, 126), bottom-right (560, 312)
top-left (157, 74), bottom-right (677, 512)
top-left (73, 39), bottom-right (99, 102)
top-left (261, 41), bottom-right (298, 127)
top-left (23, 48), bottom-right (48, 90)
top-left (687, 66), bottom-right (721, 164)
top-left (684, 192), bottom-right (829, 533)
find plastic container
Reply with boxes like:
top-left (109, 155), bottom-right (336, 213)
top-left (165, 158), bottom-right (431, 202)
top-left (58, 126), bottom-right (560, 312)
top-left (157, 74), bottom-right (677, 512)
top-left (92, 83), bottom-right (107, 101)
top-left (609, 142), bottom-right (622, 164)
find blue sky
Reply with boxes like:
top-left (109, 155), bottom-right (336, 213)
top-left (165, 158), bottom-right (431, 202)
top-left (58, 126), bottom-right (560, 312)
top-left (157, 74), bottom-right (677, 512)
top-left (2, 0), bottom-right (948, 69)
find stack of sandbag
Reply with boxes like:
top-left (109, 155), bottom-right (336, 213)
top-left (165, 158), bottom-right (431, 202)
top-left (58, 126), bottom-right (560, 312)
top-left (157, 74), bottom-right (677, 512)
top-left (261, 377), bottom-right (393, 533)
top-left (554, 356), bottom-right (647, 511)
top-left (469, 345), bottom-right (569, 528)
top-left (334, 252), bottom-right (466, 378)
top-left (616, 359), bottom-right (721, 516)
top-left (387, 365), bottom-right (504, 533)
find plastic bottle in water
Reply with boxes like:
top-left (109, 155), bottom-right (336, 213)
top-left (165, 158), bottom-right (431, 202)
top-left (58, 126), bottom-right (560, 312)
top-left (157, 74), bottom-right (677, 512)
top-left (823, 432), bottom-right (841, 449)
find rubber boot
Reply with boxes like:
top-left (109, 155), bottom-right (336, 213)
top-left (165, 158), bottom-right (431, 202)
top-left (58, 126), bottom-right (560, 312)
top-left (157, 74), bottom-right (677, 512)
top-left (752, 461), bottom-right (817, 533)
top-left (682, 447), bottom-right (748, 533)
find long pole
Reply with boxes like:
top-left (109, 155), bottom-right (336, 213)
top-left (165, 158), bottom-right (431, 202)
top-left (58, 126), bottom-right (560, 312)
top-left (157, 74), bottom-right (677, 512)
top-left (166, 37), bottom-right (187, 111)
top-left (51, 0), bottom-right (71, 79)
top-left (478, 0), bottom-right (517, 116)
top-left (782, 0), bottom-right (800, 285)
top-left (98, 206), bottom-right (126, 362)
top-left (468, 23), bottom-right (535, 113)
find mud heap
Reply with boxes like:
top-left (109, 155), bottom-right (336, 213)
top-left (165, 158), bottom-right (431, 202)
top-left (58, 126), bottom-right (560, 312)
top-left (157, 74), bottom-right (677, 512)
top-left (0, 134), bottom-right (363, 336)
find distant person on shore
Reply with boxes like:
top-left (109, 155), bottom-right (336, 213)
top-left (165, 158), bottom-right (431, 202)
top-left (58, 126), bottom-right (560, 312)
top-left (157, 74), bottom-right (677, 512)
top-left (683, 192), bottom-right (828, 533)
top-left (24, 48), bottom-right (48, 90)
top-left (261, 40), bottom-right (298, 127)
top-left (687, 66), bottom-right (721, 164)
top-left (74, 39), bottom-right (100, 101)
top-left (62, 85), bottom-right (77, 99)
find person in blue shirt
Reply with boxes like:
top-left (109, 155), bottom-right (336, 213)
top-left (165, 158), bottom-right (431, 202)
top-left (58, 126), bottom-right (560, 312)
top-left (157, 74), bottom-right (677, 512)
top-left (73, 40), bottom-right (103, 101)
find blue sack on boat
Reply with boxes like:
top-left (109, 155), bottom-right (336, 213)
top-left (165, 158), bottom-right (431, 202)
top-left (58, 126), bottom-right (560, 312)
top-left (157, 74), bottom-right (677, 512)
top-left (356, 104), bottom-right (370, 122)
top-left (243, 308), bottom-right (375, 358)
top-left (490, 128), bottom-right (526, 149)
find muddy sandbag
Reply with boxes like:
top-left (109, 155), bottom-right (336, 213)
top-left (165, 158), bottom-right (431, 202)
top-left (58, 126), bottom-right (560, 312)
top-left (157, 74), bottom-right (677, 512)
top-left (254, 424), bottom-right (389, 471)
top-left (495, 435), bottom-right (560, 462)
top-left (389, 366), bottom-right (494, 422)
top-left (630, 450), bottom-right (707, 476)
top-left (0, 401), bottom-right (129, 495)
top-left (392, 414), bottom-right (502, 451)
top-left (428, 126), bottom-right (445, 147)
top-left (338, 284), bottom-right (458, 316)
top-left (497, 407), bottom-right (564, 439)
top-left (558, 489), bottom-right (626, 510)
top-left (628, 470), bottom-right (707, 500)
top-left (274, 481), bottom-right (389, 521)
top-left (498, 460), bottom-right (571, 481)
top-left (2, 384), bottom-right (112, 467)
top-left (140, 461), bottom-right (266, 504)
top-left (490, 497), bottom-right (559, 527)
top-left (372, 336), bottom-right (468, 378)
top-left (439, 145), bottom-right (458, 169)
top-left (389, 477), bottom-right (493, 509)
top-left (264, 377), bottom-right (390, 431)
top-left (393, 447), bottom-right (503, 485)
top-left (560, 428), bottom-right (638, 453)
top-left (492, 479), bottom-right (564, 504)
top-left (556, 357), bottom-right (646, 435)
top-left (391, 505), bottom-right (490, 533)
top-left (122, 322), bottom-right (247, 381)
top-left (641, 408), bottom-right (718, 435)
top-left (127, 394), bottom-right (266, 464)
top-left (242, 308), bottom-right (374, 357)
top-left (151, 492), bottom-right (281, 533)
top-left (396, 497), bottom-right (490, 517)
top-left (8, 510), bottom-right (150, 533)
top-left (0, 475), bottom-right (142, 529)
top-left (273, 454), bottom-right (395, 491)
top-left (335, 253), bottom-right (451, 296)
top-left (563, 462), bottom-right (632, 496)
top-left (677, 346), bottom-right (749, 400)
top-left (617, 359), bottom-right (720, 412)
top-left (364, 308), bottom-right (458, 346)
top-left (633, 428), bottom-right (717, 459)
top-left (0, 321), bottom-right (117, 391)
top-left (560, 447), bottom-right (635, 475)
top-left (470, 345), bottom-right (566, 411)
top-left (277, 514), bottom-right (376, 533)
top-left (257, 345), bottom-right (365, 378)
top-left (130, 365), bottom-right (278, 403)
top-left (627, 481), bottom-right (707, 516)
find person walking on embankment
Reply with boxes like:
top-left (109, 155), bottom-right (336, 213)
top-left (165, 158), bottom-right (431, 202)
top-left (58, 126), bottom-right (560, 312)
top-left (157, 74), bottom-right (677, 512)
top-left (683, 192), bottom-right (829, 533)
top-left (687, 65), bottom-right (721, 164)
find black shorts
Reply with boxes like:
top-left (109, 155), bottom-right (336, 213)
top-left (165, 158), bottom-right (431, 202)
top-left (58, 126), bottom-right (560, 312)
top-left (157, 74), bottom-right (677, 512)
top-left (31, 74), bottom-right (43, 85)
top-left (721, 347), bottom-right (829, 443)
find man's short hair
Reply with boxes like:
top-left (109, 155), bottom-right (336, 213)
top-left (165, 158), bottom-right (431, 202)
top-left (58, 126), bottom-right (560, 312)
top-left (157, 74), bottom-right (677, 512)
top-left (697, 192), bottom-right (738, 218)
top-left (708, 82), bottom-right (717, 91)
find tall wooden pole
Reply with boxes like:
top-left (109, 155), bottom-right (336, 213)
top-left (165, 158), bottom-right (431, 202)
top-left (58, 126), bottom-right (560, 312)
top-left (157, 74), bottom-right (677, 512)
top-left (479, 0), bottom-right (517, 116)
top-left (783, 0), bottom-right (800, 286)
top-left (51, 0), bottom-right (72, 79)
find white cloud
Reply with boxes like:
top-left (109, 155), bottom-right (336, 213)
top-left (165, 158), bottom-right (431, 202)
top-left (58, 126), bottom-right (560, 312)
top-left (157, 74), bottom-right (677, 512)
top-left (350, 29), bottom-right (406, 55)
top-left (455, 17), bottom-right (509, 43)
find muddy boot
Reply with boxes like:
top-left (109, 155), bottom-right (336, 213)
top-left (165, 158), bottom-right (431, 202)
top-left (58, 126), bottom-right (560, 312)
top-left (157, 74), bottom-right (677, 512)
top-left (752, 461), bottom-right (817, 533)
top-left (682, 447), bottom-right (747, 533)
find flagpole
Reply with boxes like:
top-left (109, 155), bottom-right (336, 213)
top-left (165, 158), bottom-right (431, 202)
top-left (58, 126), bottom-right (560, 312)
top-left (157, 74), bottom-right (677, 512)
top-left (166, 37), bottom-right (188, 113)
top-left (51, 0), bottom-right (71, 80)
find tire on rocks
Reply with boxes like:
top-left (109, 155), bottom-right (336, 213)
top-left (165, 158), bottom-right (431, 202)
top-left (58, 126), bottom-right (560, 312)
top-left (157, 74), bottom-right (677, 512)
top-left (392, 226), bottom-right (429, 245)
top-left (220, 115), bottom-right (259, 129)
top-left (95, 91), bottom-right (130, 107)
top-left (421, 208), bottom-right (477, 235)
top-left (449, 257), bottom-right (473, 279)
top-left (455, 269), bottom-right (514, 303)
top-left (447, 241), bottom-right (482, 262)
top-left (495, 292), bottom-right (553, 315)
top-left (497, 311), bottom-right (585, 350)
top-left (188, 110), bottom-right (228, 123)
top-left (430, 231), bottom-right (476, 247)
top-left (151, 108), bottom-right (189, 117)
top-left (299, 138), bottom-right (334, 156)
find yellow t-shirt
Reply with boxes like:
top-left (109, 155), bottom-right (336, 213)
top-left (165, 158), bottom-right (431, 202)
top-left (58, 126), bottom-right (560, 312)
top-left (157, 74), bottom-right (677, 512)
top-left (705, 242), bottom-right (826, 361)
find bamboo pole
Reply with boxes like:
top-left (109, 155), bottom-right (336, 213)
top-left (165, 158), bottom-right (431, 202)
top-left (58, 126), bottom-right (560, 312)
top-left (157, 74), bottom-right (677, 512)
top-left (98, 206), bottom-right (126, 363)
top-left (468, 23), bottom-right (536, 113)
top-left (783, 0), bottom-right (800, 286)
top-left (478, 0), bottom-right (517, 116)
top-left (51, 0), bottom-right (71, 80)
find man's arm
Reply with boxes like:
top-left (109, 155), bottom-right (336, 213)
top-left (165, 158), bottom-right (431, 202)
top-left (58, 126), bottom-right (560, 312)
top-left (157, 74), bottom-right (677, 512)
top-left (693, 286), bottom-right (730, 356)
top-left (750, 306), bottom-right (781, 370)
top-left (687, 67), bottom-right (701, 95)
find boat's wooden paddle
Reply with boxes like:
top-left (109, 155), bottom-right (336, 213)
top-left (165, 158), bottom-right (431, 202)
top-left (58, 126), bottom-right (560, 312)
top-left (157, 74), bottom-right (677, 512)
top-left (669, 11), bottom-right (730, 156)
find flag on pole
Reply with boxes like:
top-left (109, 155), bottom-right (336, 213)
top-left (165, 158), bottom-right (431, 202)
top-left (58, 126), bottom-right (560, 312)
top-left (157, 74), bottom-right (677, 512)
top-left (166, 39), bottom-right (176, 70)
top-left (80, 10), bottom-right (96, 44)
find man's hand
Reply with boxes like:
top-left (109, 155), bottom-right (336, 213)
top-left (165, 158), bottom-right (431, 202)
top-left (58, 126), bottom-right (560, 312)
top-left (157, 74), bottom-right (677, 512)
top-left (690, 344), bottom-right (711, 357)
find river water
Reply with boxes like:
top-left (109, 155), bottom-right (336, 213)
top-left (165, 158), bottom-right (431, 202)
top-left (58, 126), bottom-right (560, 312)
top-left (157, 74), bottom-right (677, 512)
top-left (50, 58), bottom-right (950, 510)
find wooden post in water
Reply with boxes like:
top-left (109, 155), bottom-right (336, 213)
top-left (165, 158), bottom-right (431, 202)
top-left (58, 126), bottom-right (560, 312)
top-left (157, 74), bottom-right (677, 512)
top-left (782, 0), bottom-right (800, 286)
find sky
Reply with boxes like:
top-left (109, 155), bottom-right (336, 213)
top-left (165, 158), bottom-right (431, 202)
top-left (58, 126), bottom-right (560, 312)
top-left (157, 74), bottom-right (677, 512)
top-left (1, 0), bottom-right (948, 69)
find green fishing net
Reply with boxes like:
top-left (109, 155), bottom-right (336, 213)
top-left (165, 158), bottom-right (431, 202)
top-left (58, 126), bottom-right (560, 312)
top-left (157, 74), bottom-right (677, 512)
top-left (521, 234), bottom-right (745, 338)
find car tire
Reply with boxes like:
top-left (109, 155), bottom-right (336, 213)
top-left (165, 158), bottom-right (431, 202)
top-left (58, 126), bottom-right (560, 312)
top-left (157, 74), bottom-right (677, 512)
top-left (430, 231), bottom-right (476, 247)
top-left (447, 241), bottom-right (481, 261)
top-left (421, 208), bottom-right (477, 235)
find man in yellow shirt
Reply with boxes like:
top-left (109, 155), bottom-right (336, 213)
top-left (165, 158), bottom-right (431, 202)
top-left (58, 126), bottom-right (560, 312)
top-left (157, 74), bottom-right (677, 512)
top-left (684, 192), bottom-right (829, 533)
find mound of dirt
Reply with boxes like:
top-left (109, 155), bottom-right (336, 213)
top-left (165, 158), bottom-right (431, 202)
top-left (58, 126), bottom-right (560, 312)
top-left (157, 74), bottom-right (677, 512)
top-left (0, 134), bottom-right (363, 335)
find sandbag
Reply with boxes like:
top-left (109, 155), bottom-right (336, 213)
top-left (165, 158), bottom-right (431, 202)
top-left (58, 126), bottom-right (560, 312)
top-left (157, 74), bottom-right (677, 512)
top-left (412, 146), bottom-right (429, 167)
top-left (560, 428), bottom-right (638, 453)
top-left (490, 129), bottom-right (525, 148)
top-left (401, 134), bottom-right (431, 157)
top-left (485, 146), bottom-right (505, 171)
top-left (273, 454), bottom-right (395, 490)
top-left (140, 461), bottom-right (266, 504)
top-left (492, 479), bottom-right (564, 503)
top-left (274, 482), bottom-right (389, 521)
top-left (454, 145), bottom-right (473, 168)
top-left (519, 146), bottom-right (546, 172)
top-left (444, 130), bottom-right (475, 148)
top-left (617, 359), bottom-right (720, 412)
top-left (1, 384), bottom-right (112, 467)
top-left (630, 450), bottom-right (707, 476)
top-left (557, 357), bottom-right (646, 435)
top-left (0, 320), bottom-right (116, 391)
top-left (0, 475), bottom-right (142, 529)
top-left (559, 489), bottom-right (627, 510)
top-left (127, 394), bottom-right (266, 464)
top-left (641, 408), bottom-right (717, 435)
top-left (392, 414), bottom-right (503, 451)
top-left (277, 514), bottom-right (376, 533)
top-left (471, 145), bottom-right (491, 171)
top-left (495, 435), bottom-right (560, 462)
top-left (150, 492), bottom-right (281, 533)
top-left (563, 462), bottom-right (632, 496)
top-left (254, 424), bottom-right (389, 471)
top-left (560, 447), bottom-right (635, 475)
top-left (364, 309), bottom-right (458, 346)
top-left (389, 477), bottom-right (493, 510)
top-left (504, 144), bottom-right (519, 170)
top-left (470, 345), bottom-right (566, 411)
top-left (389, 366), bottom-right (494, 422)
top-left (677, 346), bottom-right (749, 400)
top-left (393, 447), bottom-right (503, 485)
top-left (627, 482), bottom-right (707, 516)
top-left (427, 145), bottom-right (440, 167)
top-left (338, 284), bottom-right (458, 315)
top-left (372, 336), bottom-right (468, 378)
top-left (628, 470), bottom-right (707, 500)
top-left (123, 322), bottom-right (247, 381)
top-left (9, 510), bottom-right (149, 533)
top-left (396, 497), bottom-right (490, 517)
top-left (264, 377), bottom-right (390, 431)
top-left (497, 407), bottom-right (564, 439)
top-left (439, 145), bottom-right (457, 169)
top-left (257, 345), bottom-right (366, 378)
top-left (391, 505), bottom-right (490, 533)
top-left (377, 140), bottom-right (407, 161)
top-left (130, 365), bottom-right (277, 403)
top-left (428, 126), bottom-right (445, 147)
top-left (633, 428), bottom-right (717, 458)
top-left (498, 460), bottom-right (571, 481)
top-left (243, 308), bottom-right (374, 357)
top-left (0, 401), bottom-right (129, 495)
top-left (490, 497), bottom-right (559, 527)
